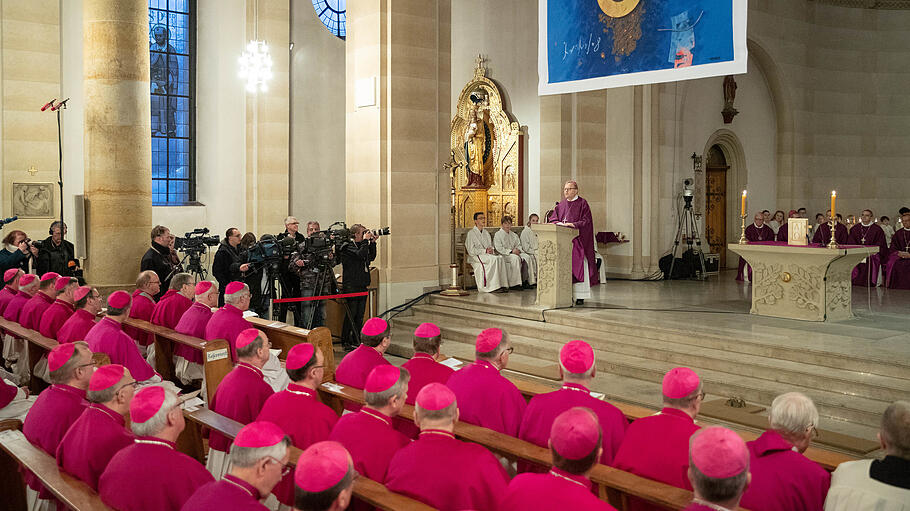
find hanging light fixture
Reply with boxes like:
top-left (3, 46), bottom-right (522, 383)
top-left (238, 40), bottom-right (272, 93)
top-left (238, 0), bottom-right (272, 93)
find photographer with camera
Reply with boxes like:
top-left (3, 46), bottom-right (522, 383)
top-left (140, 225), bottom-right (177, 300)
top-left (275, 216), bottom-right (303, 324)
top-left (338, 224), bottom-right (377, 350)
top-left (0, 230), bottom-right (37, 275)
top-left (35, 221), bottom-right (76, 277)
top-left (213, 228), bottom-right (250, 306)
top-left (289, 221), bottom-right (335, 328)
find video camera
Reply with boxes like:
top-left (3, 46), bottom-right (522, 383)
top-left (174, 228), bottom-right (220, 254)
top-left (247, 234), bottom-right (298, 267)
top-left (299, 222), bottom-right (390, 261)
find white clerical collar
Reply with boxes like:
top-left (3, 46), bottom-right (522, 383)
top-left (753, 223), bottom-right (763, 229)
top-left (567, 195), bottom-right (579, 202)
top-left (861, 222), bottom-right (873, 227)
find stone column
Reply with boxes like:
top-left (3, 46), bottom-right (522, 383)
top-left (83, 0), bottom-right (152, 286)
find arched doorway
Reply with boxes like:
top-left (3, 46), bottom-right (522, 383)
top-left (705, 145), bottom-right (729, 266)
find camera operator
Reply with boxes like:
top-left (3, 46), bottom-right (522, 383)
top-left (212, 227), bottom-right (250, 306)
top-left (275, 216), bottom-right (303, 324)
top-left (140, 225), bottom-right (176, 300)
top-left (0, 230), bottom-right (36, 275)
top-left (35, 221), bottom-right (76, 277)
top-left (238, 232), bottom-right (268, 317)
top-left (289, 220), bottom-right (335, 328)
top-left (338, 224), bottom-right (377, 350)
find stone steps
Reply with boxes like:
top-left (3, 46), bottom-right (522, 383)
top-left (390, 306), bottom-right (898, 429)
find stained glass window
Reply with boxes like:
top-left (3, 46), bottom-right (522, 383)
top-left (149, 0), bottom-right (195, 204)
top-left (312, 0), bottom-right (346, 39)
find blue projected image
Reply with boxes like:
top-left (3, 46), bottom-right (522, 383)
top-left (312, 0), bottom-right (346, 39)
top-left (149, 0), bottom-right (192, 205)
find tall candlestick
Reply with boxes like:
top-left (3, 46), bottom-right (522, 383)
top-left (831, 190), bottom-right (836, 220)
top-left (741, 190), bottom-right (747, 218)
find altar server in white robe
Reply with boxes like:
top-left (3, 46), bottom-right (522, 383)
top-left (495, 216), bottom-right (536, 288)
top-left (520, 214), bottom-right (539, 255)
top-left (466, 212), bottom-right (520, 293)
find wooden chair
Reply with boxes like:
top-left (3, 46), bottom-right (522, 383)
top-left (182, 408), bottom-right (434, 511)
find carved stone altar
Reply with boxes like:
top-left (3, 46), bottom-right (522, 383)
top-left (728, 243), bottom-right (876, 322)
top-left (534, 224), bottom-right (576, 309)
top-left (451, 56), bottom-right (523, 228)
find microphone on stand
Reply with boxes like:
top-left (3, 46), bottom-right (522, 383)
top-left (41, 99), bottom-right (56, 111)
top-left (51, 98), bottom-right (70, 111)
top-left (0, 215), bottom-right (19, 228)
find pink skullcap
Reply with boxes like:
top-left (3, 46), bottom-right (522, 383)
top-left (415, 383), bottom-right (456, 411)
top-left (89, 364), bottom-right (126, 391)
top-left (54, 277), bottom-right (73, 291)
top-left (662, 367), bottom-right (700, 399)
top-left (48, 343), bottom-right (78, 372)
top-left (550, 407), bottom-right (601, 460)
top-left (788, 210), bottom-right (798, 217)
top-left (19, 274), bottom-right (36, 286)
top-left (286, 343), bottom-right (315, 371)
top-left (74, 286), bottom-right (92, 302)
top-left (40, 272), bottom-right (59, 282)
top-left (107, 290), bottom-right (131, 309)
top-left (560, 340), bottom-right (595, 374)
top-left (225, 281), bottom-right (245, 295)
top-left (0, 379), bottom-right (16, 409)
top-left (690, 426), bottom-right (749, 478)
top-left (414, 322), bottom-right (441, 338)
top-left (475, 328), bottom-right (503, 353)
top-left (361, 317), bottom-right (388, 337)
top-left (3, 268), bottom-right (19, 281)
top-left (236, 328), bottom-right (263, 349)
top-left (295, 441), bottom-right (351, 493)
top-left (130, 386), bottom-right (166, 424)
top-left (364, 366), bottom-right (400, 393)
top-left (234, 421), bottom-right (286, 448)
top-left (194, 281), bottom-right (213, 295)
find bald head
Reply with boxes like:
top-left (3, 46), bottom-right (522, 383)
top-left (881, 401), bottom-right (910, 459)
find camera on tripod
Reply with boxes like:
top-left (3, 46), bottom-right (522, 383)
top-left (247, 234), bottom-right (297, 267)
top-left (682, 178), bottom-right (694, 207)
top-left (174, 228), bottom-right (220, 254)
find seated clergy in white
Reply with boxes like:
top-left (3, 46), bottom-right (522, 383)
top-left (494, 215), bottom-right (536, 288)
top-left (465, 211), bottom-right (520, 293)
top-left (824, 400), bottom-right (910, 511)
top-left (519, 213), bottom-right (539, 255)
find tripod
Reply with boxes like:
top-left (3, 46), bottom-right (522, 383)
top-left (167, 249), bottom-right (207, 284)
top-left (668, 195), bottom-right (707, 280)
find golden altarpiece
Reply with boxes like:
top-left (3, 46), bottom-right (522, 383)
top-left (450, 57), bottom-right (524, 228)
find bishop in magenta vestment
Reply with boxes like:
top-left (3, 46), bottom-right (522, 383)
top-left (180, 474), bottom-right (268, 511)
top-left (85, 316), bottom-right (157, 382)
top-left (124, 288), bottom-right (156, 348)
top-left (613, 407), bottom-right (701, 511)
top-left (255, 382), bottom-right (338, 506)
top-left (738, 429), bottom-right (831, 511)
top-left (384, 429), bottom-right (509, 511)
top-left (56, 402), bottom-right (134, 490)
top-left (847, 221), bottom-right (888, 286)
top-left (208, 361), bottom-right (274, 453)
top-left (334, 343), bottom-right (392, 390)
top-left (330, 407), bottom-right (410, 482)
top-left (56, 308), bottom-right (96, 344)
top-left (204, 303), bottom-right (252, 362)
top-left (519, 382), bottom-right (627, 468)
top-left (499, 467), bottom-right (617, 511)
top-left (885, 226), bottom-right (910, 289)
top-left (19, 290), bottom-right (54, 330)
top-left (174, 300), bottom-right (213, 367)
top-left (2, 288), bottom-right (32, 323)
top-left (98, 436), bottom-right (214, 511)
top-left (151, 287), bottom-right (192, 330)
top-left (397, 351), bottom-right (454, 437)
top-left (0, 283), bottom-right (16, 315)
top-left (812, 221), bottom-right (848, 245)
top-left (38, 298), bottom-right (74, 339)
top-left (446, 358), bottom-right (526, 436)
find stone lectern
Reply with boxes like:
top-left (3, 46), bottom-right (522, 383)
top-left (534, 223), bottom-right (577, 309)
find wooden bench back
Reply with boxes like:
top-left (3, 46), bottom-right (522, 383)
top-left (182, 408), bottom-right (434, 511)
top-left (246, 318), bottom-right (335, 381)
top-left (0, 429), bottom-right (113, 511)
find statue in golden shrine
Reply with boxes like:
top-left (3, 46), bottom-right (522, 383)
top-left (464, 94), bottom-right (491, 188)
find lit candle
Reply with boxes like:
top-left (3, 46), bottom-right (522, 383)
top-left (831, 190), bottom-right (836, 220)
top-left (741, 190), bottom-right (747, 217)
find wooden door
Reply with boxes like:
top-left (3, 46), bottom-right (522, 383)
top-left (705, 146), bottom-right (729, 266)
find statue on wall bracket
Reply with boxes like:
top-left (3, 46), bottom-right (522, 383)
top-left (450, 55), bottom-right (524, 228)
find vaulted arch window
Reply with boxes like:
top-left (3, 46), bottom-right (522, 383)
top-left (312, 0), bottom-right (346, 39)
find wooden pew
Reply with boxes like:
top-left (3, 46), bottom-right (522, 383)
top-left (246, 318), bottom-right (335, 381)
top-left (0, 419), bottom-right (26, 511)
top-left (0, 428), bottom-right (113, 511)
top-left (316, 383), bottom-right (733, 511)
top-left (503, 373), bottom-right (855, 472)
top-left (182, 407), bottom-right (434, 511)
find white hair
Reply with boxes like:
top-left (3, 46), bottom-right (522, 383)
top-left (230, 438), bottom-right (290, 468)
top-left (225, 283), bottom-right (250, 304)
top-left (882, 401), bottom-right (910, 458)
top-left (769, 392), bottom-right (819, 436)
top-left (284, 216), bottom-right (298, 226)
top-left (131, 387), bottom-right (178, 437)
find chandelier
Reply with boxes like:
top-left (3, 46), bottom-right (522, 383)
top-left (238, 40), bottom-right (273, 93)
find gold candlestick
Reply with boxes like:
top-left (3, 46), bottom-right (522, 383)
top-left (826, 220), bottom-right (839, 249)
top-left (738, 215), bottom-right (747, 244)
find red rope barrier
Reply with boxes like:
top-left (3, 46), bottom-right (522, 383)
top-left (272, 291), bottom-right (368, 304)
